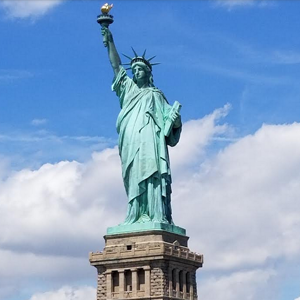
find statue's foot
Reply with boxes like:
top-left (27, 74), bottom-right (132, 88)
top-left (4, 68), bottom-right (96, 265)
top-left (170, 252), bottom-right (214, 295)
top-left (137, 214), bottom-right (151, 223)
top-left (152, 218), bottom-right (170, 224)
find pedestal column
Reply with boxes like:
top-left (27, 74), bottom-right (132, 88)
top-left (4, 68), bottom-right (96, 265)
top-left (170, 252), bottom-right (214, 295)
top-left (189, 272), bottom-right (194, 300)
top-left (169, 266), bottom-right (173, 297)
top-left (144, 266), bottom-right (151, 297)
top-left (132, 268), bottom-right (137, 297)
top-left (183, 271), bottom-right (187, 299)
top-left (119, 270), bottom-right (125, 298)
top-left (106, 271), bottom-right (112, 299)
top-left (175, 269), bottom-right (180, 298)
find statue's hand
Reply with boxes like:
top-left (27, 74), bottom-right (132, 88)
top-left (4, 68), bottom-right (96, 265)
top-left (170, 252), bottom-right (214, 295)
top-left (101, 27), bottom-right (113, 47)
top-left (169, 110), bottom-right (182, 128)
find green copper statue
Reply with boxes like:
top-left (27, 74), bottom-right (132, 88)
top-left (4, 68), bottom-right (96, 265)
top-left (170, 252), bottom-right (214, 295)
top-left (100, 7), bottom-right (182, 226)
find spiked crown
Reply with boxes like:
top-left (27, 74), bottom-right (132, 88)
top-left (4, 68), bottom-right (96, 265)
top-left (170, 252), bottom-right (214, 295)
top-left (123, 48), bottom-right (160, 71)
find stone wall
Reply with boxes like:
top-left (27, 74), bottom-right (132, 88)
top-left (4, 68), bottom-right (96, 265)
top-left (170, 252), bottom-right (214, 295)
top-left (150, 261), bottom-right (169, 297)
top-left (96, 266), bottom-right (106, 300)
top-left (90, 230), bottom-right (203, 300)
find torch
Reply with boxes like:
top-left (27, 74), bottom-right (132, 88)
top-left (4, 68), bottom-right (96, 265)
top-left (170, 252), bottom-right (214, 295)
top-left (97, 3), bottom-right (114, 47)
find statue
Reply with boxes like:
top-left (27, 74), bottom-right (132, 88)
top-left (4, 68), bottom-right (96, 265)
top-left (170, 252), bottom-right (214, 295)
top-left (98, 5), bottom-right (182, 226)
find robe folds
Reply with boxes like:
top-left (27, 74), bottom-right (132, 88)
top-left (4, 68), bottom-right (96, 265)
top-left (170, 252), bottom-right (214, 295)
top-left (112, 67), bottom-right (181, 224)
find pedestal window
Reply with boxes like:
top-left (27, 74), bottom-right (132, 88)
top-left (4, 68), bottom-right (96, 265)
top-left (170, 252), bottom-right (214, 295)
top-left (112, 271), bottom-right (119, 293)
top-left (137, 268), bottom-right (145, 291)
top-left (186, 272), bottom-right (191, 295)
top-left (172, 268), bottom-right (177, 291)
top-left (124, 270), bottom-right (132, 292)
top-left (179, 270), bottom-right (183, 292)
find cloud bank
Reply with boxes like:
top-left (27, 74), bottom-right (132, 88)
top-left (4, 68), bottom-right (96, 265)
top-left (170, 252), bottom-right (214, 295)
top-left (1, 107), bottom-right (300, 299)
top-left (28, 286), bottom-right (96, 300)
top-left (0, 0), bottom-right (63, 19)
top-left (213, 0), bottom-right (275, 10)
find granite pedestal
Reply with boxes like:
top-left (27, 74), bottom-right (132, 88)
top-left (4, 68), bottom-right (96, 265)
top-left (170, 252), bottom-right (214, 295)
top-left (89, 229), bottom-right (203, 300)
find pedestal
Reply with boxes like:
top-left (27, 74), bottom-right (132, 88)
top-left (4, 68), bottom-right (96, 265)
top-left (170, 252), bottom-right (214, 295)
top-left (89, 230), bottom-right (203, 300)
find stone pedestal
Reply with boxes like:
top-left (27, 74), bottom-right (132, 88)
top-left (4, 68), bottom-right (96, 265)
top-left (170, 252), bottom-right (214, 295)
top-left (89, 230), bottom-right (203, 300)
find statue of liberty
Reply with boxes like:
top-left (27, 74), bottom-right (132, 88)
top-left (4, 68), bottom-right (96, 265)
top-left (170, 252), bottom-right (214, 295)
top-left (100, 13), bottom-right (182, 226)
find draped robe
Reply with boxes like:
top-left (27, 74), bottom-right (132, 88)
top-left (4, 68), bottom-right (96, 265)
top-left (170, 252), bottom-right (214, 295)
top-left (112, 67), bottom-right (181, 224)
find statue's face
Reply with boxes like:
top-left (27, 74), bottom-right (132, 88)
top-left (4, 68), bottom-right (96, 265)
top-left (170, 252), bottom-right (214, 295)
top-left (132, 65), bottom-right (148, 83)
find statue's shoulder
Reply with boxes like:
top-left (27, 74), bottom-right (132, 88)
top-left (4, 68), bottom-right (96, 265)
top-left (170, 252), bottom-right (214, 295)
top-left (149, 87), bottom-right (168, 103)
top-left (149, 87), bottom-right (165, 96)
top-left (113, 67), bottom-right (133, 89)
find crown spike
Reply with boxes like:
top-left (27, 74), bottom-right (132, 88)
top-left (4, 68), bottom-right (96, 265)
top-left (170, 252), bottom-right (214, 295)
top-left (148, 55), bottom-right (156, 62)
top-left (122, 53), bottom-right (132, 60)
top-left (123, 48), bottom-right (159, 71)
top-left (131, 47), bottom-right (138, 58)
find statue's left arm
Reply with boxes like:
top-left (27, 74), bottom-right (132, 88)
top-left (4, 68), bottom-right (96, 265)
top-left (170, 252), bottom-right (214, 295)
top-left (169, 110), bottom-right (182, 129)
top-left (163, 100), bottom-right (182, 147)
top-left (166, 122), bottom-right (182, 147)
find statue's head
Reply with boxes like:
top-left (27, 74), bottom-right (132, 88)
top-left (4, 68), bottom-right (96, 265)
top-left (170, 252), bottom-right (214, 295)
top-left (132, 62), bottom-right (154, 87)
top-left (123, 49), bottom-right (159, 88)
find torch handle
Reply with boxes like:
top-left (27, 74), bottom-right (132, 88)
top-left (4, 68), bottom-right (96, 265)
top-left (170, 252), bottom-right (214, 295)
top-left (101, 23), bottom-right (110, 47)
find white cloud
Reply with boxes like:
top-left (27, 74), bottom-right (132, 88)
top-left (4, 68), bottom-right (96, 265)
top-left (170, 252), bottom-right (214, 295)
top-left (0, 130), bottom-right (115, 169)
top-left (273, 50), bottom-right (300, 65)
top-left (0, 69), bottom-right (33, 81)
top-left (171, 120), bottom-right (300, 299)
top-left (0, 149), bottom-right (125, 257)
top-left (1, 108), bottom-right (300, 299)
top-left (0, 155), bottom-right (10, 180)
top-left (0, 132), bottom-right (112, 144)
top-left (192, 59), bottom-right (297, 86)
top-left (215, 0), bottom-right (255, 7)
top-left (0, 109), bottom-right (229, 246)
top-left (0, 0), bottom-right (63, 19)
top-left (170, 103), bottom-right (232, 174)
top-left (0, 249), bottom-right (94, 300)
top-left (199, 269), bottom-right (276, 300)
top-left (0, 147), bottom-right (123, 298)
top-left (28, 286), bottom-right (96, 300)
top-left (0, 109), bottom-right (230, 298)
top-left (0, 249), bottom-right (87, 279)
top-left (31, 119), bottom-right (48, 126)
top-left (173, 122), bottom-right (300, 274)
top-left (213, 0), bottom-right (274, 9)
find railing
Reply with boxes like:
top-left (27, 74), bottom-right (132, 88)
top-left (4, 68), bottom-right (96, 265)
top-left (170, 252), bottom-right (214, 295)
top-left (90, 242), bottom-right (203, 264)
top-left (123, 291), bottom-right (132, 298)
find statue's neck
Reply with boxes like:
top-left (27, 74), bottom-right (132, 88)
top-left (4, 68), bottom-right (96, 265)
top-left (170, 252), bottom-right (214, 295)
top-left (138, 83), bottom-right (149, 89)
top-left (137, 79), bottom-right (149, 89)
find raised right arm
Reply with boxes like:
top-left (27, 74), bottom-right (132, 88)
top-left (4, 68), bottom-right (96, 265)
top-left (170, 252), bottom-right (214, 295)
top-left (101, 27), bottom-right (121, 76)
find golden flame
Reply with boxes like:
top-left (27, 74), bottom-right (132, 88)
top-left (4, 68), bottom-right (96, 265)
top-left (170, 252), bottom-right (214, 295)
top-left (101, 3), bottom-right (113, 14)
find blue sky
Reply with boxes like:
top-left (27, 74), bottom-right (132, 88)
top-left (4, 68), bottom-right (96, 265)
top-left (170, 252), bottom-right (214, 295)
top-left (1, 1), bottom-right (300, 300)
